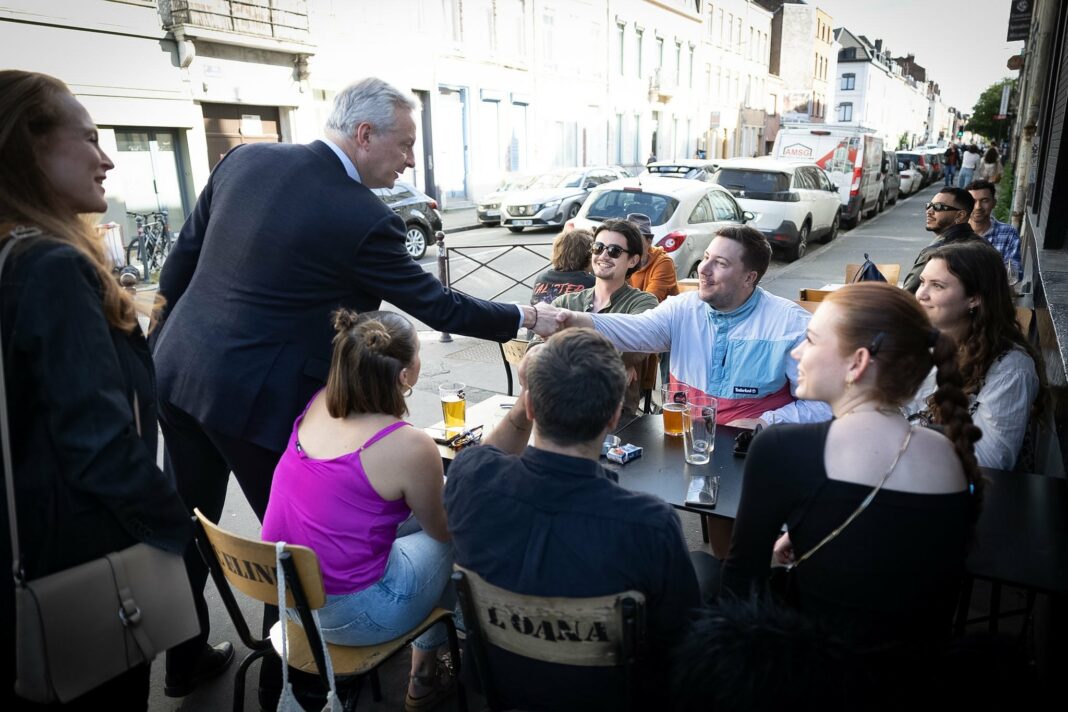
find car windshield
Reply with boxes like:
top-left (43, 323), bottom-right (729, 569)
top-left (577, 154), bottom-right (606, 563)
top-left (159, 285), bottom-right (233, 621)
top-left (499, 176), bottom-right (535, 191)
top-left (585, 190), bottom-right (679, 226)
top-left (712, 169), bottom-right (790, 196)
top-left (648, 165), bottom-right (708, 179)
top-left (899, 153), bottom-right (920, 162)
top-left (898, 160), bottom-right (911, 171)
top-left (529, 171), bottom-right (586, 189)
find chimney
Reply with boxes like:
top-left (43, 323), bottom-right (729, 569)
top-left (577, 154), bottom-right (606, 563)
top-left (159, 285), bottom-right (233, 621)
top-left (874, 39), bottom-right (882, 52)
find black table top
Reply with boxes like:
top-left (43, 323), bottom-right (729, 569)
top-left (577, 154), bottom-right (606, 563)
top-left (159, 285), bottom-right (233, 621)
top-left (606, 415), bottom-right (748, 521)
top-left (608, 415), bottom-right (1068, 595)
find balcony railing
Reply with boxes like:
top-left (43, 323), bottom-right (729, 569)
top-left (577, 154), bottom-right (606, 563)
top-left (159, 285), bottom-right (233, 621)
top-left (162, 0), bottom-right (311, 46)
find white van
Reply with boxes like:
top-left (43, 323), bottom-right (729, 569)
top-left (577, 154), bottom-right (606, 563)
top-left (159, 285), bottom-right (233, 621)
top-left (772, 124), bottom-right (884, 228)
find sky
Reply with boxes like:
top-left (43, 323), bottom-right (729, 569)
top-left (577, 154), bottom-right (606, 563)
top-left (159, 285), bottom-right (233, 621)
top-left (812, 0), bottom-right (1025, 111)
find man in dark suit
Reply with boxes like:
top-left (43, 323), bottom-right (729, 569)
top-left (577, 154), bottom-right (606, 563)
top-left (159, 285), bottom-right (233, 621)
top-left (154, 77), bottom-right (543, 697)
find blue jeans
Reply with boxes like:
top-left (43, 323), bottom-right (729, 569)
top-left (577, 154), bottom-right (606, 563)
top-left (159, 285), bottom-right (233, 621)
top-left (943, 164), bottom-right (956, 186)
top-left (957, 167), bottom-right (974, 188)
top-left (312, 526), bottom-right (454, 651)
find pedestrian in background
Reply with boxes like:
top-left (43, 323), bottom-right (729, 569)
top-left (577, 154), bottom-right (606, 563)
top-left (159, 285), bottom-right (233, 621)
top-left (975, 146), bottom-right (1002, 184)
top-left (958, 144), bottom-right (981, 187)
top-left (943, 144), bottom-right (959, 187)
top-left (152, 76), bottom-right (541, 705)
top-left (0, 70), bottom-right (192, 710)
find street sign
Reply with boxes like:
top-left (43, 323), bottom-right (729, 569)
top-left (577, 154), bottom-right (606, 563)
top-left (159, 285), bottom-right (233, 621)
top-left (998, 84), bottom-right (1011, 116)
top-left (1007, 0), bottom-right (1034, 42)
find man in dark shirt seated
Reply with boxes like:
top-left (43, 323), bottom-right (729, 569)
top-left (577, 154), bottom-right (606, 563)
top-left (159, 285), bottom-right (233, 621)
top-left (444, 328), bottom-right (701, 711)
top-left (902, 186), bottom-right (987, 292)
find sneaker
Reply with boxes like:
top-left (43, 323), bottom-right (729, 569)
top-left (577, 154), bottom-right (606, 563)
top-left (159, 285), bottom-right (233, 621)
top-left (404, 658), bottom-right (457, 712)
top-left (164, 641), bottom-right (235, 697)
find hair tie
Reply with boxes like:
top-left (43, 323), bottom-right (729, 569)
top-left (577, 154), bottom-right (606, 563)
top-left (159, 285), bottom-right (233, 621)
top-left (867, 332), bottom-right (885, 357)
top-left (928, 328), bottom-right (940, 347)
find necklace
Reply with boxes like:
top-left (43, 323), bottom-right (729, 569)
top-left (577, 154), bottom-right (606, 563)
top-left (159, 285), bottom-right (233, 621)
top-left (836, 404), bottom-right (902, 420)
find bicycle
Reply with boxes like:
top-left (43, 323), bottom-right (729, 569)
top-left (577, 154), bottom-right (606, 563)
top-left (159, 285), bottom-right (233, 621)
top-left (125, 208), bottom-right (174, 280)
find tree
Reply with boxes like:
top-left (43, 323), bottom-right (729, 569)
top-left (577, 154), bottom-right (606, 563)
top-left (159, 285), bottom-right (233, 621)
top-left (966, 78), bottom-right (1016, 141)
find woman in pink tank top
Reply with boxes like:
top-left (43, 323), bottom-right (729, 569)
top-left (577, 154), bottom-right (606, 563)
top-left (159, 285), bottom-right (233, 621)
top-left (262, 309), bottom-right (455, 711)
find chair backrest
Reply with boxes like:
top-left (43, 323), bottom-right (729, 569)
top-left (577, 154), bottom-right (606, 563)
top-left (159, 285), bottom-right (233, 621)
top-left (798, 288), bottom-right (834, 302)
top-left (845, 262), bottom-right (902, 286)
top-left (1015, 306), bottom-right (1034, 338)
top-left (193, 508), bottom-right (326, 609)
top-left (795, 299), bottom-right (820, 314)
top-left (501, 338), bottom-right (530, 365)
top-left (453, 565), bottom-right (645, 668)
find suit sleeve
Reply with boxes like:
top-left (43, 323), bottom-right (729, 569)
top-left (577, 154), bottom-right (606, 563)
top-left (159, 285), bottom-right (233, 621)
top-left (353, 211), bottom-right (521, 341)
top-left (17, 249), bottom-right (192, 552)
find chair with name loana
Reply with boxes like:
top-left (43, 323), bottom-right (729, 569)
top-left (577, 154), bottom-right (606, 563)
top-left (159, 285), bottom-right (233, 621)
top-left (452, 565), bottom-right (646, 712)
top-left (192, 508), bottom-right (466, 712)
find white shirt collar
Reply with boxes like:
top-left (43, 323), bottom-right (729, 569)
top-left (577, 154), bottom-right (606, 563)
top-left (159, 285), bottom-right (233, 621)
top-left (320, 137), bottom-right (362, 183)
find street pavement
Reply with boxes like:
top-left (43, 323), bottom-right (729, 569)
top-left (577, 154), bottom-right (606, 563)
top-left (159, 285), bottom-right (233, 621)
top-left (147, 182), bottom-right (947, 711)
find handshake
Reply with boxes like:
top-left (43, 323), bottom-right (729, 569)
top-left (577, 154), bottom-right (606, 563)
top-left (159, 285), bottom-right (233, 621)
top-left (526, 302), bottom-right (590, 338)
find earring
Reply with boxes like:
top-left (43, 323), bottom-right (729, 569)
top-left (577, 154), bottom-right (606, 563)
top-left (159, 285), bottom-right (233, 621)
top-left (845, 376), bottom-right (855, 394)
top-left (401, 384), bottom-right (413, 398)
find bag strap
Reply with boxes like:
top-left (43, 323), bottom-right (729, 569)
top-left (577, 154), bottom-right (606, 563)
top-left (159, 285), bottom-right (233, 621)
top-left (0, 227), bottom-right (42, 584)
top-left (788, 426), bottom-right (913, 570)
top-left (106, 549), bottom-right (156, 660)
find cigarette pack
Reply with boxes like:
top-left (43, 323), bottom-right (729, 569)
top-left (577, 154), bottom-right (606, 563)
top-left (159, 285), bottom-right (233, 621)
top-left (606, 443), bottom-right (643, 465)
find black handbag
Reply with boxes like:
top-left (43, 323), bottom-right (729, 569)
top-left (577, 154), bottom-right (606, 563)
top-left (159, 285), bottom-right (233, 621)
top-left (851, 253), bottom-right (888, 283)
top-left (1, 228), bottom-right (199, 703)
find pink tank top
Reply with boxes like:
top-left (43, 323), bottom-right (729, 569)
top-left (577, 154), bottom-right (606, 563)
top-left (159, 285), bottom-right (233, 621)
top-left (262, 398), bottom-right (412, 595)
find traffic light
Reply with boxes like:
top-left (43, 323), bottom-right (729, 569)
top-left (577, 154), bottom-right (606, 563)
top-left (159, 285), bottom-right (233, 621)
top-left (957, 130), bottom-right (964, 138)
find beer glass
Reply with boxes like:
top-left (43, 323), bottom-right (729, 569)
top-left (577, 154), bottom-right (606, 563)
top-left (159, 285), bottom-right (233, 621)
top-left (439, 382), bottom-right (466, 435)
top-left (661, 385), bottom-right (687, 437)
top-left (682, 395), bottom-right (717, 465)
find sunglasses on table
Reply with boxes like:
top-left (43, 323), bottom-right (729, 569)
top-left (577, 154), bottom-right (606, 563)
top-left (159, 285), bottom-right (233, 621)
top-left (925, 202), bottom-right (965, 213)
top-left (591, 242), bottom-right (633, 258)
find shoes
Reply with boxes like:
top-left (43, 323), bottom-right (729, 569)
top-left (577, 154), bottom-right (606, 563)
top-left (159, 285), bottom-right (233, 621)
top-left (404, 658), bottom-right (457, 712)
top-left (164, 641), bottom-right (236, 697)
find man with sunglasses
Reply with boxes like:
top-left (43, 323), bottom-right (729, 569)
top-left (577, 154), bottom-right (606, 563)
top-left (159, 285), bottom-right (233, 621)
top-left (902, 187), bottom-right (985, 292)
top-left (543, 219), bottom-right (658, 414)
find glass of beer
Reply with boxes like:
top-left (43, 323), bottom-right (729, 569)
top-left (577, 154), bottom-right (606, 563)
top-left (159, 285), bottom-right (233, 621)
top-left (439, 382), bottom-right (466, 435)
top-left (661, 385), bottom-right (688, 437)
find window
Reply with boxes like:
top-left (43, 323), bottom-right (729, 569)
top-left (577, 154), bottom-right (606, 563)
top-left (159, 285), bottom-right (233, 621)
top-left (688, 45), bottom-right (695, 88)
top-left (636, 28), bottom-right (644, 76)
top-left (735, 17), bottom-right (742, 52)
top-left (840, 46), bottom-right (857, 61)
top-left (689, 196), bottom-right (713, 224)
top-left (727, 13), bottom-right (734, 47)
top-left (792, 168), bottom-right (815, 190)
top-left (443, 0), bottom-right (461, 42)
top-left (841, 73), bottom-right (855, 91)
top-left (656, 36), bottom-right (664, 70)
top-left (675, 41), bottom-right (682, 85)
top-left (718, 9), bottom-right (725, 46)
top-left (838, 102), bottom-right (853, 121)
top-left (618, 23), bottom-right (626, 74)
top-left (710, 191), bottom-right (740, 220)
top-left (615, 113), bottom-right (624, 164)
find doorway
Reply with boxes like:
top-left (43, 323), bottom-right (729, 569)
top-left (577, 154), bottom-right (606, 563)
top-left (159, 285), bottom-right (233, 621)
top-left (112, 129), bottom-right (189, 238)
top-left (436, 86), bottom-right (470, 204)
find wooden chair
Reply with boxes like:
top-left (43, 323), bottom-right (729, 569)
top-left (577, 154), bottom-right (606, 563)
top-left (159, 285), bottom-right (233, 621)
top-left (452, 565), bottom-right (646, 712)
top-left (795, 299), bottom-right (820, 314)
top-left (798, 288), bottom-right (834, 303)
top-left (499, 338), bottom-right (531, 396)
top-left (193, 509), bottom-right (466, 712)
top-left (845, 262), bottom-right (902, 286)
top-left (677, 278), bottom-right (700, 292)
top-left (1015, 306), bottom-right (1034, 338)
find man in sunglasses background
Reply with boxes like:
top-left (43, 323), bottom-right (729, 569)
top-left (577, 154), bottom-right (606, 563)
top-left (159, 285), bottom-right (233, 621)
top-left (902, 187), bottom-right (986, 292)
top-left (542, 219), bottom-right (657, 414)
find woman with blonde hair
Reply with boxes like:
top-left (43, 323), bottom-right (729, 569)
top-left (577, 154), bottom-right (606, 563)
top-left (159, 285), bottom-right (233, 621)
top-left (719, 283), bottom-right (980, 647)
top-left (0, 70), bottom-right (192, 708)
top-left (262, 309), bottom-right (456, 711)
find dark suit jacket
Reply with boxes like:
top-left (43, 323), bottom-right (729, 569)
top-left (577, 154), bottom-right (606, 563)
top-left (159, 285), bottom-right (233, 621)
top-left (154, 140), bottom-right (518, 451)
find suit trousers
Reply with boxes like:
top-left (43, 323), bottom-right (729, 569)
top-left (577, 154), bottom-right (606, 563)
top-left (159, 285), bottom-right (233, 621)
top-left (159, 398), bottom-right (283, 683)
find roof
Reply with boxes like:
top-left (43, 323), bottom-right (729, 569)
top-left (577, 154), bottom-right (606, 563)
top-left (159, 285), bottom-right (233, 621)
top-left (597, 176), bottom-right (729, 197)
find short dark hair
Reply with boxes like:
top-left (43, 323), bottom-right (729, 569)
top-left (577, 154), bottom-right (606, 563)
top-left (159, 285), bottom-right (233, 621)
top-left (526, 329), bottom-right (626, 446)
top-left (964, 179), bottom-right (996, 201)
top-left (551, 228), bottom-right (594, 272)
top-left (594, 219), bottom-right (645, 277)
top-left (715, 225), bottom-right (772, 283)
top-left (325, 309), bottom-right (416, 419)
top-left (936, 186), bottom-right (975, 214)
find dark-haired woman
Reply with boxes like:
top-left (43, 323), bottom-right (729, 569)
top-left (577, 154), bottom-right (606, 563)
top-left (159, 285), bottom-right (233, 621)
top-left (261, 309), bottom-right (454, 710)
top-left (0, 71), bottom-right (192, 708)
top-left (720, 283), bottom-right (980, 646)
top-left (907, 241), bottom-right (1043, 470)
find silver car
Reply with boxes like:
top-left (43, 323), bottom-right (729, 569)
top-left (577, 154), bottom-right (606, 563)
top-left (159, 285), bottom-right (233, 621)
top-left (569, 177), bottom-right (752, 279)
top-left (499, 166), bottom-right (628, 233)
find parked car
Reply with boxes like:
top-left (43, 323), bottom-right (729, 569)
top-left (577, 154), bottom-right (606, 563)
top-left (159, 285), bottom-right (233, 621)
top-left (897, 156), bottom-right (923, 196)
top-left (771, 124), bottom-right (883, 228)
top-left (499, 166), bottom-right (629, 233)
top-left (475, 174), bottom-right (535, 226)
top-left (371, 180), bottom-right (442, 260)
top-left (881, 149), bottom-right (901, 208)
top-left (923, 150), bottom-right (944, 182)
top-left (710, 158), bottom-right (841, 262)
top-left (567, 177), bottom-right (751, 279)
top-left (640, 159), bottom-right (721, 181)
top-left (898, 151), bottom-right (931, 186)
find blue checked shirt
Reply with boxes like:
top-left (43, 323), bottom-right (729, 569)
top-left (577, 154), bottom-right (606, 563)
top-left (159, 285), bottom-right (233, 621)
top-left (976, 217), bottom-right (1021, 279)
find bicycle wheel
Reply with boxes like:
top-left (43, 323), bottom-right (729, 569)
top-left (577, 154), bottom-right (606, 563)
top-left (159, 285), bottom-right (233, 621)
top-left (151, 233), bottom-right (174, 273)
top-left (125, 238), bottom-right (143, 270)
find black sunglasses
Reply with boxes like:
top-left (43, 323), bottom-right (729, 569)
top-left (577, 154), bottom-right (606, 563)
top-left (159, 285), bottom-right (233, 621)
top-left (925, 201), bottom-right (964, 213)
top-left (591, 242), bottom-right (632, 259)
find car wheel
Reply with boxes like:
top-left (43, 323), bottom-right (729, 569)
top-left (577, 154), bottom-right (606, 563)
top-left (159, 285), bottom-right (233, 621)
top-left (566, 203), bottom-right (581, 219)
top-left (405, 223), bottom-right (428, 260)
top-left (507, 226), bottom-right (525, 233)
top-left (786, 222), bottom-right (809, 262)
top-left (821, 213), bottom-right (839, 244)
top-left (687, 262), bottom-right (700, 279)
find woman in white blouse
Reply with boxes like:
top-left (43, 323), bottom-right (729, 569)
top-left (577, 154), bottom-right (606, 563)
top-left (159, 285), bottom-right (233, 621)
top-left (907, 241), bottom-right (1045, 470)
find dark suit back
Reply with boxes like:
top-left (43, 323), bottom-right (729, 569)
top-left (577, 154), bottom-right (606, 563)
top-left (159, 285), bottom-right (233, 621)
top-left (154, 140), bottom-right (517, 451)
